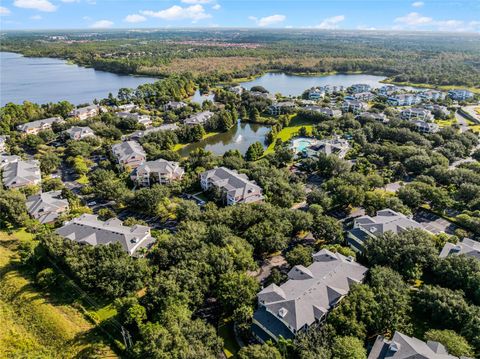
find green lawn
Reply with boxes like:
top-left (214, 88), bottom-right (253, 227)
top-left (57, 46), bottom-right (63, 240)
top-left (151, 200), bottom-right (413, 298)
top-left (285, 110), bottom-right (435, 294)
top-left (173, 131), bottom-right (220, 151)
top-left (264, 116), bottom-right (316, 155)
top-left (218, 321), bottom-right (240, 358)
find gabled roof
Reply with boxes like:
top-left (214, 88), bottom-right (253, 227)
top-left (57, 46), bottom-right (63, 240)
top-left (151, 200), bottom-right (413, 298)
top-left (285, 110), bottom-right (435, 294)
top-left (439, 238), bottom-right (480, 260)
top-left (184, 111), bottom-right (214, 125)
top-left (2, 159), bottom-right (41, 188)
top-left (26, 190), bottom-right (69, 224)
top-left (112, 141), bottom-right (146, 162)
top-left (255, 249), bottom-right (367, 334)
top-left (368, 331), bottom-right (468, 359)
top-left (134, 159), bottom-right (184, 177)
top-left (200, 167), bottom-right (263, 202)
top-left (17, 117), bottom-right (64, 132)
top-left (55, 214), bottom-right (155, 255)
top-left (354, 209), bottom-right (424, 237)
top-left (65, 126), bottom-right (95, 138)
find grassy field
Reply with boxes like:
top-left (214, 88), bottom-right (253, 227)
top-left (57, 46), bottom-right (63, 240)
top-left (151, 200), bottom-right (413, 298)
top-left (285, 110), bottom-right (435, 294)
top-left (0, 230), bottom-right (116, 359)
top-left (382, 79), bottom-right (480, 94)
top-left (264, 116), bottom-right (315, 155)
top-left (435, 118), bottom-right (458, 128)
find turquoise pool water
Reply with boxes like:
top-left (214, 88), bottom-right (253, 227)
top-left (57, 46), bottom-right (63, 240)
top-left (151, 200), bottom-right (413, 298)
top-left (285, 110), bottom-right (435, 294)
top-left (291, 138), bottom-right (317, 152)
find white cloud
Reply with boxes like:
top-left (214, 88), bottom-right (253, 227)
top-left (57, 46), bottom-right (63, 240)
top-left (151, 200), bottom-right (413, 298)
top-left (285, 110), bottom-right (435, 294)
top-left (394, 12), bottom-right (432, 26)
top-left (61, 0), bottom-right (79, 2)
top-left (13, 0), bottom-right (56, 12)
top-left (140, 5), bottom-right (211, 21)
top-left (124, 14), bottom-right (147, 23)
top-left (412, 2), bottom-right (424, 8)
top-left (90, 19), bottom-right (113, 28)
top-left (0, 6), bottom-right (11, 15)
top-left (30, 14), bottom-right (42, 19)
top-left (249, 14), bottom-right (286, 27)
top-left (181, 0), bottom-right (214, 3)
top-left (212, 4), bottom-right (221, 10)
top-left (315, 15), bottom-right (345, 29)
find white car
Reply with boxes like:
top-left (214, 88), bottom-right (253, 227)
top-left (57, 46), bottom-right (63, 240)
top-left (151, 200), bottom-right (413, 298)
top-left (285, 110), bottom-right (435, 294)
top-left (87, 201), bottom-right (97, 206)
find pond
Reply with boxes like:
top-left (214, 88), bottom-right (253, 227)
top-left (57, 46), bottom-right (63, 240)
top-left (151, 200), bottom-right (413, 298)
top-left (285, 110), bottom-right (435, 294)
top-left (179, 120), bottom-right (270, 156)
top-left (0, 52), bottom-right (158, 106)
top-left (239, 72), bottom-right (418, 96)
top-left (191, 90), bottom-right (215, 104)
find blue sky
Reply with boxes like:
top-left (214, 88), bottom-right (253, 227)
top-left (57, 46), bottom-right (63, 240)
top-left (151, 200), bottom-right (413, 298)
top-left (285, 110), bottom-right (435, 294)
top-left (1, 0), bottom-right (479, 32)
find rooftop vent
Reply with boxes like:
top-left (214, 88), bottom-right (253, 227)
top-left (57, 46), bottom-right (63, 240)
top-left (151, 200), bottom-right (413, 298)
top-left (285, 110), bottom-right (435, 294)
top-left (278, 308), bottom-right (288, 318)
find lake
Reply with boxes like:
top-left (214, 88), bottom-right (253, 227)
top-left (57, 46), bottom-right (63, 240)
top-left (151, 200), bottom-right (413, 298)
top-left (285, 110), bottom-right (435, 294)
top-left (0, 52), bottom-right (158, 106)
top-left (179, 120), bottom-right (270, 156)
top-left (240, 72), bottom-right (416, 96)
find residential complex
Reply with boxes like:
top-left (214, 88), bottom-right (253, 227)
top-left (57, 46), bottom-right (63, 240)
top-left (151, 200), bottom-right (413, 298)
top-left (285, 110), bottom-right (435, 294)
top-left (448, 89), bottom-right (474, 101)
top-left (387, 94), bottom-right (421, 106)
top-left (414, 120), bottom-right (440, 134)
top-left (342, 99), bottom-right (367, 113)
top-left (303, 137), bottom-right (351, 159)
top-left (26, 191), bottom-right (69, 224)
top-left (252, 249), bottom-right (368, 342)
top-left (117, 112), bottom-right (152, 128)
top-left (269, 102), bottom-right (296, 116)
top-left (111, 141), bottom-right (147, 169)
top-left (163, 101), bottom-right (187, 111)
top-left (65, 126), bottom-right (95, 140)
top-left (439, 238), bottom-right (480, 260)
top-left (17, 117), bottom-right (65, 135)
top-left (349, 84), bottom-right (371, 93)
top-left (128, 124), bottom-right (180, 140)
top-left (184, 111), bottom-right (214, 126)
top-left (368, 331), bottom-right (465, 359)
top-left (131, 159), bottom-right (185, 186)
top-left (303, 106), bottom-right (342, 118)
top-left (347, 209), bottom-right (424, 252)
top-left (56, 214), bottom-right (156, 256)
top-left (69, 105), bottom-right (100, 120)
top-left (2, 159), bottom-right (41, 189)
top-left (400, 108), bottom-right (433, 121)
top-left (200, 167), bottom-right (263, 205)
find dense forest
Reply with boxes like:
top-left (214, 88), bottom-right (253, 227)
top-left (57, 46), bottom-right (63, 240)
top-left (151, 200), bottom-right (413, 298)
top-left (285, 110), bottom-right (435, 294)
top-left (1, 29), bottom-right (480, 88)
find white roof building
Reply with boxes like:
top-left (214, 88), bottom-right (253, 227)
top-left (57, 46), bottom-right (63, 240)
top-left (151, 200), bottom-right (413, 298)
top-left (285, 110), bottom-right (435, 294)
top-left (2, 159), bottom-right (41, 189)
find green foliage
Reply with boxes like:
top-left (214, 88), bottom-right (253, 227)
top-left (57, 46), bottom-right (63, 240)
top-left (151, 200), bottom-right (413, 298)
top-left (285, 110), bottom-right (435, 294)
top-left (332, 336), bottom-right (367, 359)
top-left (245, 141), bottom-right (265, 161)
top-left (0, 189), bottom-right (28, 228)
top-left (216, 271), bottom-right (259, 315)
top-left (285, 245), bottom-right (313, 267)
top-left (424, 329), bottom-right (474, 357)
top-left (237, 344), bottom-right (282, 359)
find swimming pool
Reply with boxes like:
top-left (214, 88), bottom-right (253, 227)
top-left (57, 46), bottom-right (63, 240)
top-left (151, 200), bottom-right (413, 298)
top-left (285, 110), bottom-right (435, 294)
top-left (291, 137), bottom-right (318, 153)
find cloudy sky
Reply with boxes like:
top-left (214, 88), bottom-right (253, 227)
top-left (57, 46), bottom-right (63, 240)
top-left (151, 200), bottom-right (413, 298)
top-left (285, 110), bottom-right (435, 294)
top-left (1, 0), bottom-right (479, 32)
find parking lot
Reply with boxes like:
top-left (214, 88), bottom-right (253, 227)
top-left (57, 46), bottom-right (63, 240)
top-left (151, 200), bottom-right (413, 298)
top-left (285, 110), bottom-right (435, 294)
top-left (413, 210), bottom-right (457, 235)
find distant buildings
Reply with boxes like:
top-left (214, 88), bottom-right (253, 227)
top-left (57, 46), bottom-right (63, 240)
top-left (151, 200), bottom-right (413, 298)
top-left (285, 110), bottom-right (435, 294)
top-left (400, 108), bottom-right (433, 121)
top-left (342, 99), bottom-right (367, 113)
top-left (448, 89), bottom-right (474, 101)
top-left (56, 214), bottom-right (155, 256)
top-left (131, 159), bottom-right (184, 187)
top-left (117, 103), bottom-right (137, 112)
top-left (307, 88), bottom-right (325, 100)
top-left (347, 209), bottom-right (424, 252)
top-left (65, 126), bottom-right (95, 140)
top-left (228, 86), bottom-right (244, 95)
top-left (349, 84), bottom-right (371, 93)
top-left (163, 101), bottom-right (187, 111)
top-left (17, 117), bottom-right (65, 135)
top-left (368, 331), bottom-right (465, 359)
top-left (413, 120), bottom-right (440, 134)
top-left (252, 249), bottom-right (368, 343)
top-left (128, 124), bottom-right (180, 141)
top-left (184, 111), bottom-right (214, 126)
top-left (250, 91), bottom-right (276, 101)
top-left (439, 238), bottom-right (480, 260)
top-left (387, 94), bottom-right (421, 106)
top-left (345, 92), bottom-right (375, 101)
top-left (303, 106), bottom-right (341, 118)
top-left (378, 85), bottom-right (397, 96)
top-left (69, 105), bottom-right (100, 120)
top-left (200, 167), bottom-right (263, 205)
top-left (302, 137), bottom-right (351, 159)
top-left (26, 191), bottom-right (69, 224)
top-left (357, 112), bottom-right (389, 123)
top-left (117, 112), bottom-right (152, 128)
top-left (2, 159), bottom-right (41, 189)
top-left (419, 90), bottom-right (445, 101)
top-left (111, 141), bottom-right (146, 170)
top-left (269, 102), bottom-right (296, 116)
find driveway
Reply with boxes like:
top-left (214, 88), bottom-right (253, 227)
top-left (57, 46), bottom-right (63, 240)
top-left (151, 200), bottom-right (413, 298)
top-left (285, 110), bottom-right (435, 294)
top-left (455, 110), bottom-right (470, 133)
top-left (413, 210), bottom-right (457, 235)
top-left (247, 255), bottom-right (286, 283)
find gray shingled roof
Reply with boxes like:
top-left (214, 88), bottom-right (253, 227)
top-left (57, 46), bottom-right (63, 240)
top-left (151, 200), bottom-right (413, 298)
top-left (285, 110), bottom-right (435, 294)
top-left (134, 159), bottom-right (184, 178)
top-left (56, 214), bottom-right (155, 256)
top-left (26, 190), bottom-right (69, 224)
top-left (65, 126), bottom-right (95, 139)
top-left (354, 209), bottom-right (424, 237)
top-left (255, 249), bottom-right (367, 338)
top-left (368, 331), bottom-right (470, 359)
top-left (184, 111), bottom-right (214, 125)
top-left (200, 167), bottom-right (263, 203)
top-left (112, 141), bottom-right (146, 162)
top-left (439, 238), bottom-right (480, 260)
top-left (2, 159), bottom-right (41, 188)
top-left (17, 117), bottom-right (64, 132)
